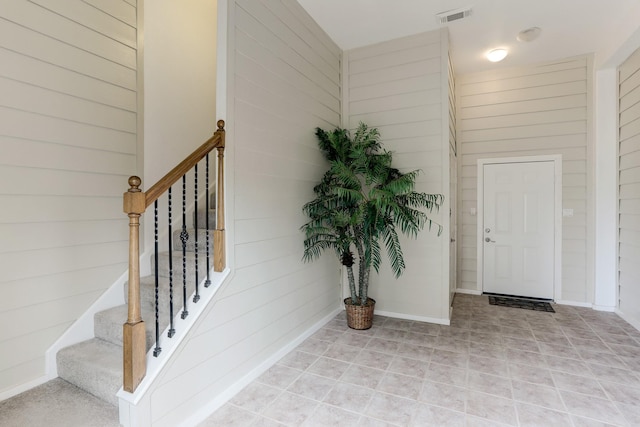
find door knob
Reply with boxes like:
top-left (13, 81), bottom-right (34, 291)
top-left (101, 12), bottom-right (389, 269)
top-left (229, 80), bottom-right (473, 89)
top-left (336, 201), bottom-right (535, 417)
top-left (485, 237), bottom-right (495, 243)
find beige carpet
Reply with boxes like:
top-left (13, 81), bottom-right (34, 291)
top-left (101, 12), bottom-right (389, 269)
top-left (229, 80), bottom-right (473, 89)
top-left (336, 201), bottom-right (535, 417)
top-left (0, 378), bottom-right (120, 427)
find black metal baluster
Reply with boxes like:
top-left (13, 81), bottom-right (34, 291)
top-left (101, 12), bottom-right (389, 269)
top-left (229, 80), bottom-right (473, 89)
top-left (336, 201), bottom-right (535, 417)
top-left (167, 187), bottom-right (175, 338)
top-left (193, 163), bottom-right (200, 303)
top-left (180, 175), bottom-right (189, 319)
top-left (153, 201), bottom-right (162, 357)
top-left (205, 154), bottom-right (211, 288)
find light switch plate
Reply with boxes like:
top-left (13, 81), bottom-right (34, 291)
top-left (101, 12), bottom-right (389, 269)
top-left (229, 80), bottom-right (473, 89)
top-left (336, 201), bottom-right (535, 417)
top-left (563, 208), bottom-right (574, 217)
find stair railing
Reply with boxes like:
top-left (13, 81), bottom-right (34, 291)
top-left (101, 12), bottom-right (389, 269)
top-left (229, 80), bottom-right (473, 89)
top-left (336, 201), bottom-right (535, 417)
top-left (122, 120), bottom-right (225, 393)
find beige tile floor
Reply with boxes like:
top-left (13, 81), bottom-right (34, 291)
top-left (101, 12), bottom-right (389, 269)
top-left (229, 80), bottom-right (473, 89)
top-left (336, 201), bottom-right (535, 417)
top-left (200, 294), bottom-right (640, 427)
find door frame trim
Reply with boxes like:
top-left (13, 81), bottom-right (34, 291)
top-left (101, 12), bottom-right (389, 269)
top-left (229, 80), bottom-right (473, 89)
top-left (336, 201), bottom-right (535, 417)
top-left (476, 155), bottom-right (563, 301)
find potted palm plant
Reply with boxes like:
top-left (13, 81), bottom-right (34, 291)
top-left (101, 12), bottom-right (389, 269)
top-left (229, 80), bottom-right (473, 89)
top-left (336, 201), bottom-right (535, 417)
top-left (301, 123), bottom-right (443, 329)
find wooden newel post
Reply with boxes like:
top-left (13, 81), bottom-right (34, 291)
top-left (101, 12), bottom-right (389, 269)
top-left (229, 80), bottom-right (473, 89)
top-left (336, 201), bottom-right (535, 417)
top-left (214, 120), bottom-right (226, 272)
top-left (123, 176), bottom-right (147, 393)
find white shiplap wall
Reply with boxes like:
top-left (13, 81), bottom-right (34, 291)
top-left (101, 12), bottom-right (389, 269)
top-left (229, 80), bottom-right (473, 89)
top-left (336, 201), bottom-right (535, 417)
top-left (457, 56), bottom-right (593, 303)
top-left (144, 1), bottom-right (342, 424)
top-left (618, 48), bottom-right (640, 324)
top-left (0, 0), bottom-right (137, 395)
top-left (345, 30), bottom-right (450, 322)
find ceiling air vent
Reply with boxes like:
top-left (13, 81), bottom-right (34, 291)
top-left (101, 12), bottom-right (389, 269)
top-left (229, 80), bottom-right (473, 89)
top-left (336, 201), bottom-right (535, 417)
top-left (436, 7), bottom-right (472, 25)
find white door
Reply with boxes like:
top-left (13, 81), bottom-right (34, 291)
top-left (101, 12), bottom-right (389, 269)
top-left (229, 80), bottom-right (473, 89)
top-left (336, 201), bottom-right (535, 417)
top-left (482, 161), bottom-right (555, 299)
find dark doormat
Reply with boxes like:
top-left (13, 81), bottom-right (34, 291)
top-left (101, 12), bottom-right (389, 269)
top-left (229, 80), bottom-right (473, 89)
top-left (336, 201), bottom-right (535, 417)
top-left (488, 295), bottom-right (555, 313)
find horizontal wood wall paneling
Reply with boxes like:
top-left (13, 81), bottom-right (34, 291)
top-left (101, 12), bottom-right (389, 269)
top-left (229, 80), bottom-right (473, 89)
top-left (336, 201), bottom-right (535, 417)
top-left (236, 74), bottom-right (339, 127)
top-left (349, 43), bottom-right (440, 75)
top-left (234, 145), bottom-right (325, 187)
top-left (0, 195), bottom-right (123, 223)
top-left (620, 84), bottom-right (640, 112)
top-left (461, 147), bottom-right (586, 166)
top-left (462, 121), bottom-right (586, 143)
top-left (259, 0), bottom-right (340, 73)
top-left (0, 241), bottom-right (127, 284)
top-left (460, 68), bottom-right (586, 96)
top-left (350, 75), bottom-right (440, 102)
top-left (149, 0), bottom-right (342, 420)
top-left (347, 31), bottom-right (441, 62)
top-left (461, 81), bottom-right (587, 108)
top-left (0, 291), bottom-right (104, 343)
top-left (462, 134), bottom-right (587, 154)
top-left (0, 107), bottom-right (135, 154)
top-left (0, 78), bottom-right (136, 132)
top-left (619, 67), bottom-right (640, 98)
top-left (621, 134), bottom-right (640, 157)
top-left (378, 135), bottom-right (442, 155)
top-left (1, 324), bottom-right (69, 371)
top-left (457, 57), bottom-right (587, 85)
top-left (235, 31), bottom-right (339, 112)
top-left (620, 50), bottom-right (640, 82)
top-left (0, 220), bottom-right (127, 254)
top-left (350, 88), bottom-right (441, 116)
top-left (235, 7), bottom-right (339, 99)
top-left (82, 0), bottom-right (136, 27)
top-left (0, 358), bottom-right (45, 392)
top-left (236, 0), bottom-right (338, 82)
top-left (349, 58), bottom-right (440, 89)
top-left (620, 166), bottom-right (640, 184)
top-left (461, 107), bottom-right (587, 131)
top-left (620, 117), bottom-right (640, 142)
top-left (460, 94), bottom-right (586, 119)
top-left (0, 0), bottom-right (138, 395)
top-left (620, 101), bottom-right (640, 127)
top-left (0, 137), bottom-right (136, 175)
top-left (620, 150), bottom-right (640, 170)
top-left (233, 121), bottom-right (323, 163)
top-left (0, 18), bottom-right (136, 89)
top-left (3, 1), bottom-right (135, 68)
top-left (30, 0), bottom-right (136, 48)
top-left (350, 104), bottom-right (441, 128)
top-left (458, 57), bottom-right (589, 297)
top-left (279, 0), bottom-right (341, 59)
top-left (0, 167), bottom-right (131, 197)
top-left (0, 48), bottom-right (136, 111)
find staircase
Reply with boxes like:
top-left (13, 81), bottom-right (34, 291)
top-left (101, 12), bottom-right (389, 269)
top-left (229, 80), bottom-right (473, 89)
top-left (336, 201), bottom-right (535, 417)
top-left (56, 203), bottom-right (216, 406)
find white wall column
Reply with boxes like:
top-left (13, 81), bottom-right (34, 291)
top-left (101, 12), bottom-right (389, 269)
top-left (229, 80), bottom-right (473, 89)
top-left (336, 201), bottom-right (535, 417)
top-left (593, 68), bottom-right (618, 311)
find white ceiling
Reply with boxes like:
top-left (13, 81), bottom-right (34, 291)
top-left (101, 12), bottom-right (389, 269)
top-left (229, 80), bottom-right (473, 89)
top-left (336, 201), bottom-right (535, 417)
top-left (297, 0), bottom-right (640, 74)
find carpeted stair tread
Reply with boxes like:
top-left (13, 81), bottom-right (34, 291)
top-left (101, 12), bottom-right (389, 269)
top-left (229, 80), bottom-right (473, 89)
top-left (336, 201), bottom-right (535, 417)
top-left (94, 305), bottom-right (156, 351)
top-left (172, 227), bottom-right (214, 252)
top-left (151, 251), bottom-right (209, 280)
top-left (56, 338), bottom-right (121, 406)
top-left (194, 208), bottom-right (216, 231)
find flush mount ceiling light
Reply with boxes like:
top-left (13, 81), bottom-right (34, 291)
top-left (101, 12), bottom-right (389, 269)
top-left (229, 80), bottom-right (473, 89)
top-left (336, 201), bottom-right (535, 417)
top-left (517, 27), bottom-right (542, 42)
top-left (486, 48), bottom-right (508, 62)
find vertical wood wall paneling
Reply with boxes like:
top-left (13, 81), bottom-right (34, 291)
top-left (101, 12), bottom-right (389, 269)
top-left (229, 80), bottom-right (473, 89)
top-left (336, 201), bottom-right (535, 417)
top-left (0, 0), bottom-right (137, 394)
top-left (147, 1), bottom-right (342, 424)
top-left (347, 30), bottom-right (449, 322)
top-left (618, 48), bottom-right (640, 323)
top-left (457, 56), bottom-right (592, 303)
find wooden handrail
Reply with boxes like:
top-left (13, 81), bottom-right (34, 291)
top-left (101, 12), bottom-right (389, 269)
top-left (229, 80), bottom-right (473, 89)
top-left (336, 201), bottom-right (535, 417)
top-left (145, 120), bottom-right (226, 207)
top-left (122, 120), bottom-right (225, 393)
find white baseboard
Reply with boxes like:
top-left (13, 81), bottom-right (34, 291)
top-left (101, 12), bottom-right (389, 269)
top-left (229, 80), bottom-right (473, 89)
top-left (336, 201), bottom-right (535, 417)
top-left (555, 300), bottom-right (593, 308)
top-left (180, 307), bottom-right (342, 427)
top-left (0, 374), bottom-right (50, 402)
top-left (593, 304), bottom-right (616, 312)
top-left (455, 288), bottom-right (482, 296)
top-left (375, 310), bottom-right (450, 326)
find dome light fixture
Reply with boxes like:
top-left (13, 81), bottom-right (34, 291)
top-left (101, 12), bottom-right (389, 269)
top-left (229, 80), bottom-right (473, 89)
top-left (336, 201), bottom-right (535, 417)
top-left (517, 27), bottom-right (541, 42)
top-left (486, 48), bottom-right (508, 62)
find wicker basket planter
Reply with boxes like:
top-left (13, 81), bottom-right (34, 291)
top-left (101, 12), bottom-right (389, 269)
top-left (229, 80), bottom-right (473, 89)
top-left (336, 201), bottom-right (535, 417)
top-left (344, 298), bottom-right (376, 330)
